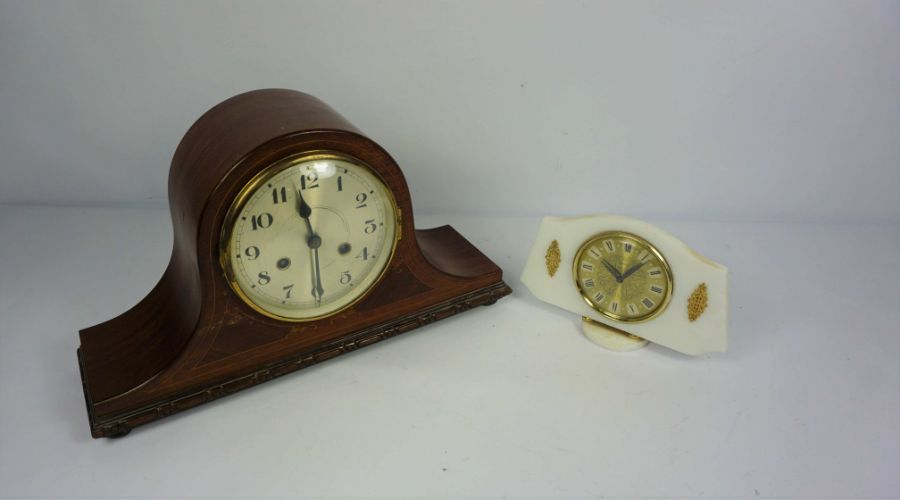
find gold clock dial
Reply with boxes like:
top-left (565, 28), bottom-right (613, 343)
top-left (573, 231), bottom-right (673, 322)
top-left (220, 152), bottom-right (399, 321)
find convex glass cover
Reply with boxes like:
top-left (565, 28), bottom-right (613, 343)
top-left (573, 231), bottom-right (673, 322)
top-left (221, 153), bottom-right (399, 320)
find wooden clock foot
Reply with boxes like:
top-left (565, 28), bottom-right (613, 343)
top-left (107, 427), bottom-right (132, 438)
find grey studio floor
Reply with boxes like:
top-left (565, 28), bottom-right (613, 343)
top-left (0, 205), bottom-right (897, 498)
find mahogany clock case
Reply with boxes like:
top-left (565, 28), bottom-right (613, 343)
top-left (77, 89), bottom-right (511, 438)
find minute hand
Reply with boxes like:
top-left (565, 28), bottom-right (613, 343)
top-left (620, 262), bottom-right (646, 281)
top-left (295, 183), bottom-right (325, 305)
top-left (311, 245), bottom-right (324, 306)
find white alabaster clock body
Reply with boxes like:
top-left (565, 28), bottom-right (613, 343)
top-left (521, 215), bottom-right (728, 356)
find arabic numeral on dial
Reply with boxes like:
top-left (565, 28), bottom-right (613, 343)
top-left (355, 192), bottom-right (367, 208)
top-left (356, 246), bottom-right (369, 261)
top-left (251, 213), bottom-right (273, 230)
top-left (300, 172), bottom-right (318, 190)
top-left (364, 219), bottom-right (377, 234)
top-left (283, 284), bottom-right (294, 298)
top-left (340, 271), bottom-right (352, 285)
top-left (257, 271), bottom-right (271, 285)
top-left (244, 246), bottom-right (260, 260)
top-left (272, 186), bottom-right (287, 204)
top-left (337, 176), bottom-right (343, 191)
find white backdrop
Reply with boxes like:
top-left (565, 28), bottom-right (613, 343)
top-left (1, 2), bottom-right (899, 499)
top-left (1, 0), bottom-right (897, 222)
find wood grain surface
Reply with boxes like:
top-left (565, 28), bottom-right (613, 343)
top-left (77, 89), bottom-right (510, 437)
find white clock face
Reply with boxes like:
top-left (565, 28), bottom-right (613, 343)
top-left (221, 153), bottom-right (398, 320)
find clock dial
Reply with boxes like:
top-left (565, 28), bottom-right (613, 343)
top-left (221, 153), bottom-right (398, 320)
top-left (573, 231), bottom-right (672, 322)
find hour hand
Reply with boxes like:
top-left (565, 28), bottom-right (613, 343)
top-left (602, 260), bottom-right (623, 282)
top-left (293, 183), bottom-right (314, 236)
top-left (293, 184), bottom-right (312, 219)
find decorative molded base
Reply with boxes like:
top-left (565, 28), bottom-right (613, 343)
top-left (581, 317), bottom-right (648, 352)
top-left (80, 281), bottom-right (511, 438)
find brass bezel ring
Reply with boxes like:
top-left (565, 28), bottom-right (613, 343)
top-left (218, 151), bottom-right (401, 322)
top-left (572, 230), bottom-right (674, 323)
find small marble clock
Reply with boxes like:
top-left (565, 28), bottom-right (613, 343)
top-left (521, 215), bottom-right (727, 355)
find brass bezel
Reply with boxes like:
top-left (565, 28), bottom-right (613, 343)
top-left (572, 230), bottom-right (674, 323)
top-left (219, 151), bottom-right (401, 322)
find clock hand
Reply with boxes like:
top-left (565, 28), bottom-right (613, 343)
top-left (295, 182), bottom-right (324, 305)
top-left (294, 183), bottom-right (315, 236)
top-left (314, 253), bottom-right (324, 305)
top-left (620, 261), bottom-right (646, 281)
top-left (307, 251), bottom-right (319, 305)
top-left (602, 259), bottom-right (624, 283)
top-left (309, 235), bottom-right (325, 306)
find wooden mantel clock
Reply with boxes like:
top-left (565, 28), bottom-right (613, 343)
top-left (77, 89), bottom-right (511, 438)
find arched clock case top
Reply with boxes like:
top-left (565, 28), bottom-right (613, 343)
top-left (77, 89), bottom-right (511, 438)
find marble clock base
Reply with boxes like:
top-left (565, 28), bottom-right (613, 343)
top-left (581, 317), bottom-right (649, 352)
